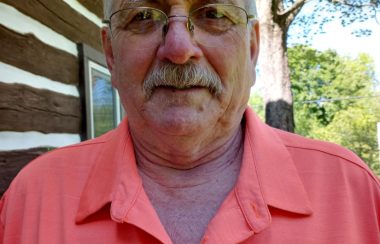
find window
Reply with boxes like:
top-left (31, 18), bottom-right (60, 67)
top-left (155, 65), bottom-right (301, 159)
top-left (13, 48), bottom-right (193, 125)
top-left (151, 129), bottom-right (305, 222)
top-left (79, 43), bottom-right (124, 139)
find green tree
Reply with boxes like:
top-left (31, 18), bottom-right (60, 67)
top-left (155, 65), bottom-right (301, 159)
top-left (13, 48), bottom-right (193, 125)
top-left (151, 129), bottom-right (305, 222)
top-left (248, 92), bottom-right (265, 121)
top-left (312, 106), bottom-right (380, 175)
top-left (289, 45), bottom-right (380, 175)
top-left (256, 0), bottom-right (380, 132)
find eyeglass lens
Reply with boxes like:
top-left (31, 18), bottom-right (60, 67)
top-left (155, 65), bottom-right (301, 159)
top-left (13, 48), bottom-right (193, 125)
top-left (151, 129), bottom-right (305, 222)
top-left (109, 4), bottom-right (250, 50)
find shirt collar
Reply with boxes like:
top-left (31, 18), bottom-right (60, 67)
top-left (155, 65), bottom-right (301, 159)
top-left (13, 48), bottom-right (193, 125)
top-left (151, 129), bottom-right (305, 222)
top-left (240, 108), bottom-right (313, 217)
top-left (75, 117), bottom-right (142, 223)
top-left (75, 108), bottom-right (313, 226)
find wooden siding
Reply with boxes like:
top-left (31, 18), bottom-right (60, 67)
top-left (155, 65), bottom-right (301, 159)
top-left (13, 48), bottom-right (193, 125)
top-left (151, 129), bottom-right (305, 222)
top-left (0, 1), bottom-right (103, 196)
top-left (1, 0), bottom-right (102, 51)
top-left (0, 83), bottom-right (82, 133)
top-left (0, 24), bottom-right (79, 86)
top-left (78, 0), bottom-right (103, 19)
top-left (0, 148), bottom-right (50, 196)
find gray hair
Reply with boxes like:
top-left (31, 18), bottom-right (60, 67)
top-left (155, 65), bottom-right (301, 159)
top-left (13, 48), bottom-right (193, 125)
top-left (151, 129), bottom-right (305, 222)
top-left (103, 0), bottom-right (257, 20)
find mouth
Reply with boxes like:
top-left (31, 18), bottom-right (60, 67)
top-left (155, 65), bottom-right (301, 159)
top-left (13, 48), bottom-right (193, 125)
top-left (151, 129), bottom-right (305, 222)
top-left (144, 83), bottom-right (221, 100)
top-left (155, 85), bottom-right (207, 92)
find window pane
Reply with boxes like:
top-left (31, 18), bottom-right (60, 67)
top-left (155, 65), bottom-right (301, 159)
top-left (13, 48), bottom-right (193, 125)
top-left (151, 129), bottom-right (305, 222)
top-left (91, 68), bottom-right (115, 137)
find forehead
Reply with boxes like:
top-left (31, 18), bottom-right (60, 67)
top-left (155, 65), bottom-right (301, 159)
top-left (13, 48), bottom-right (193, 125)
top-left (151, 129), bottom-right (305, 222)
top-left (115, 0), bottom-right (244, 9)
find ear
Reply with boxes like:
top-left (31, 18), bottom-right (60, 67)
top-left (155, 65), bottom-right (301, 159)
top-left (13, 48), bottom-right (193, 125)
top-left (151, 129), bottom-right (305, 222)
top-left (248, 20), bottom-right (260, 87)
top-left (101, 27), bottom-right (115, 76)
top-left (250, 20), bottom-right (260, 66)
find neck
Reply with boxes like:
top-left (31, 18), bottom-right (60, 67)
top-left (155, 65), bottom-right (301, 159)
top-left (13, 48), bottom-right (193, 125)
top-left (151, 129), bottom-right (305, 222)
top-left (134, 125), bottom-right (244, 187)
top-left (136, 125), bottom-right (244, 244)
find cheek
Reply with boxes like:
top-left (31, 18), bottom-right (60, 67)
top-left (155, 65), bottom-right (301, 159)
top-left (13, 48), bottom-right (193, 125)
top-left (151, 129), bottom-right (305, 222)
top-left (111, 41), bottom-right (157, 111)
top-left (203, 35), bottom-right (252, 116)
top-left (112, 41), bottom-right (156, 87)
top-left (204, 29), bottom-right (250, 82)
top-left (204, 35), bottom-right (251, 94)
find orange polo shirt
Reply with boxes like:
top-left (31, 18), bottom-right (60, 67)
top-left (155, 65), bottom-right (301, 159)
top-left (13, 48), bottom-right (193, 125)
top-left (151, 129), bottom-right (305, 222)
top-left (1, 108), bottom-right (379, 243)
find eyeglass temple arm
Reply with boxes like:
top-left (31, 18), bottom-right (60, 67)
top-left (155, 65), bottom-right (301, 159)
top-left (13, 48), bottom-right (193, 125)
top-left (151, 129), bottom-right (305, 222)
top-left (102, 19), bottom-right (111, 27)
top-left (248, 15), bottom-right (255, 21)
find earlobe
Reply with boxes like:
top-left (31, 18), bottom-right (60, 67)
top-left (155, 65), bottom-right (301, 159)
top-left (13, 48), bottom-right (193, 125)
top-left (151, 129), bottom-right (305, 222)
top-left (101, 27), bottom-right (115, 73)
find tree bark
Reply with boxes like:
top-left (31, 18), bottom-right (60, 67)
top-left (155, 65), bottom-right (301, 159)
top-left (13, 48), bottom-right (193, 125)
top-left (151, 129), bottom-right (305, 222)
top-left (256, 0), bottom-right (299, 132)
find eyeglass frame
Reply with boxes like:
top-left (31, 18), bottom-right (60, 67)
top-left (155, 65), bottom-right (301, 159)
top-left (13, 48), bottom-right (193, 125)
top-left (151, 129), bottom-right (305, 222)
top-left (102, 3), bottom-right (256, 37)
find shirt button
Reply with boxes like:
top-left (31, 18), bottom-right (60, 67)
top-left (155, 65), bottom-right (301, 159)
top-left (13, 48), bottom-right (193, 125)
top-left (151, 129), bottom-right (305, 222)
top-left (251, 202), bottom-right (261, 218)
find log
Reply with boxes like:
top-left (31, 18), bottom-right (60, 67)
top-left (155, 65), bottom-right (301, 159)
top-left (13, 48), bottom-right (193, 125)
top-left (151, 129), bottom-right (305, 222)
top-left (1, 0), bottom-right (102, 52)
top-left (78, 0), bottom-right (104, 19)
top-left (0, 147), bottom-right (49, 196)
top-left (0, 82), bottom-right (82, 133)
top-left (0, 24), bottom-right (79, 86)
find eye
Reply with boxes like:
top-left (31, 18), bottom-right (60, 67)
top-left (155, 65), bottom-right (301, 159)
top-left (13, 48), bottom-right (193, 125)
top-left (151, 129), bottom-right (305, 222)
top-left (133, 9), bottom-right (154, 21)
top-left (125, 8), bottom-right (165, 34)
top-left (191, 6), bottom-right (236, 34)
top-left (195, 6), bottom-right (229, 20)
top-left (204, 8), bottom-right (226, 19)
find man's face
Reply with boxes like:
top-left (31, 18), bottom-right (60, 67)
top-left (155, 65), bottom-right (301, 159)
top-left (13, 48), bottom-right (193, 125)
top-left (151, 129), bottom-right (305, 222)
top-left (102, 0), bottom-right (259, 137)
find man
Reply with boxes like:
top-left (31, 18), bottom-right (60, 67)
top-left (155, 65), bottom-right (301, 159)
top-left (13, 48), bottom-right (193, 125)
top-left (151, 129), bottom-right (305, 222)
top-left (1, 0), bottom-right (379, 243)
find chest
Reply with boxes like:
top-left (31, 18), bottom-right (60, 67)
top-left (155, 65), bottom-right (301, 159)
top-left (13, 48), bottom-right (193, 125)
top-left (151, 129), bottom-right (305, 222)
top-left (144, 181), bottom-right (235, 244)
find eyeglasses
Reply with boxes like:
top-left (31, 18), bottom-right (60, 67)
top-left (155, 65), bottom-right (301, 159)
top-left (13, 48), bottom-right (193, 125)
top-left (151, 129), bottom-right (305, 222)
top-left (103, 4), bottom-right (255, 49)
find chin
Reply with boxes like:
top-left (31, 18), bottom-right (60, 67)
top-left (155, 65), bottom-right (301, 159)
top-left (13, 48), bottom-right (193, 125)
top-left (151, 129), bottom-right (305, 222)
top-left (142, 90), bottom-right (219, 136)
top-left (150, 107), bottom-right (207, 136)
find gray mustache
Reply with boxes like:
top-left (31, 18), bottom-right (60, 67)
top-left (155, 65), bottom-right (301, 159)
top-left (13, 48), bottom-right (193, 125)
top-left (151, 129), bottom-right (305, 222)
top-left (143, 62), bottom-right (223, 98)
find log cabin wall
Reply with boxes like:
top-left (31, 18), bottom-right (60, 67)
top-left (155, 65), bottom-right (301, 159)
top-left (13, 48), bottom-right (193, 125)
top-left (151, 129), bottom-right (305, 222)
top-left (0, 0), bottom-right (104, 196)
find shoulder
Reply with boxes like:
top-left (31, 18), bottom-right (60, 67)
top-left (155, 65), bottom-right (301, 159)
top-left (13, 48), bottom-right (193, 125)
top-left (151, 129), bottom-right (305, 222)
top-left (273, 128), bottom-right (380, 186)
top-left (2, 130), bottom-right (114, 201)
top-left (0, 131), bottom-right (116, 229)
top-left (274, 128), bottom-right (362, 162)
top-left (0, 130), bottom-right (114, 240)
top-left (19, 131), bottom-right (112, 176)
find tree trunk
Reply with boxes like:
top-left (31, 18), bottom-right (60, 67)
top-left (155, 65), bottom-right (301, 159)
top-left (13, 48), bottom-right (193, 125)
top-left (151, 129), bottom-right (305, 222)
top-left (256, 0), bottom-right (295, 132)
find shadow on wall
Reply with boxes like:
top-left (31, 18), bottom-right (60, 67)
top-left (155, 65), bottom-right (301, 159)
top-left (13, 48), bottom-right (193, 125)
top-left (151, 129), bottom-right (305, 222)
top-left (265, 99), bottom-right (295, 133)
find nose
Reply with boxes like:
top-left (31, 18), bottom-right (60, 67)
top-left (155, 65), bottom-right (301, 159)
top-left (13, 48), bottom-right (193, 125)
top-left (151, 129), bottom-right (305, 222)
top-left (157, 17), bottom-right (203, 64)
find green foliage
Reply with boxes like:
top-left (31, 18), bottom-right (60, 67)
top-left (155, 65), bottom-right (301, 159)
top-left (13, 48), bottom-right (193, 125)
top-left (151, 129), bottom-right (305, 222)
top-left (288, 45), bottom-right (380, 175)
top-left (311, 106), bottom-right (380, 175)
top-left (248, 92), bottom-right (265, 121)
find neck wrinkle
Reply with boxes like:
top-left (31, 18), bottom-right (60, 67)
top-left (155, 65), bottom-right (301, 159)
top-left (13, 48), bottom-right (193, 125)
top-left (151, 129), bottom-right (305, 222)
top-left (135, 125), bottom-right (244, 188)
